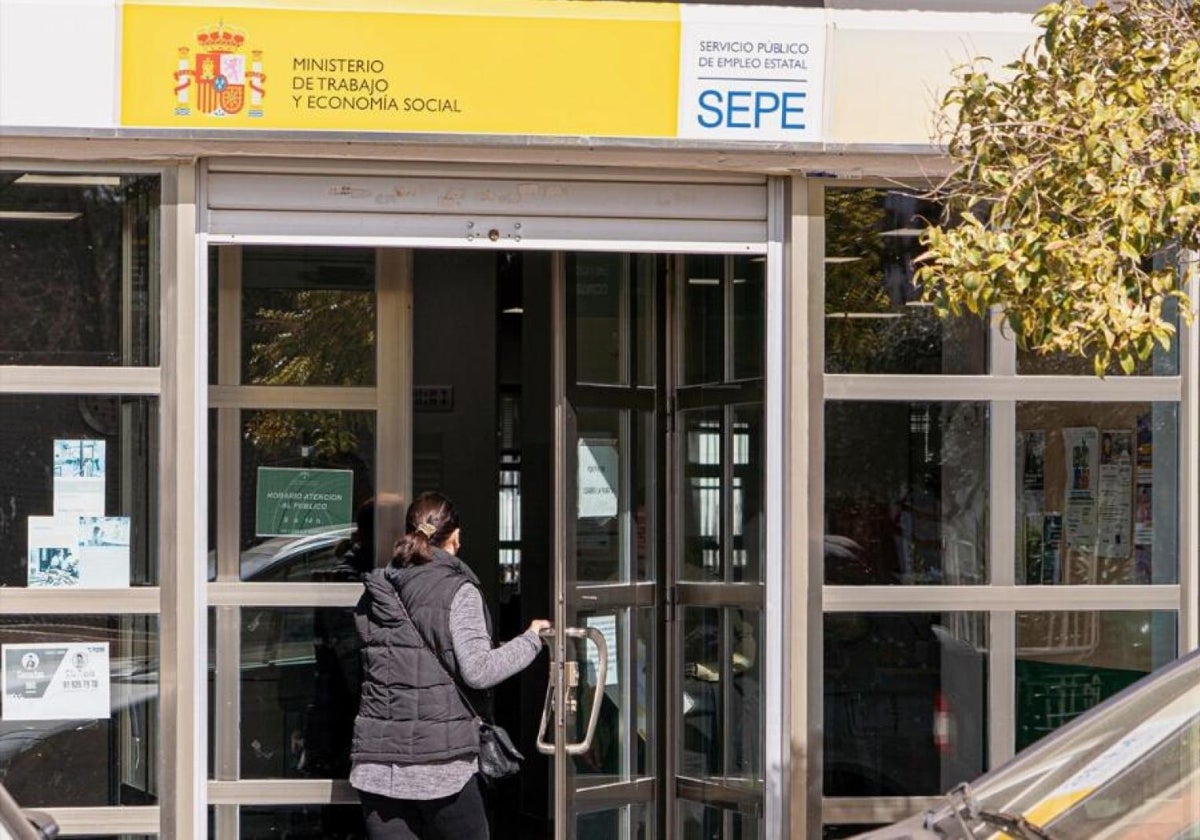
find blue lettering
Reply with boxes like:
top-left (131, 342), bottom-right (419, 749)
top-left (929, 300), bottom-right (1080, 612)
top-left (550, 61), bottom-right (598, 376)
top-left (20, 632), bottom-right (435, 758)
top-left (753, 91), bottom-right (781, 128)
top-left (782, 92), bottom-right (806, 130)
top-left (726, 90), bottom-right (752, 128)
top-left (697, 89), bottom-right (723, 128)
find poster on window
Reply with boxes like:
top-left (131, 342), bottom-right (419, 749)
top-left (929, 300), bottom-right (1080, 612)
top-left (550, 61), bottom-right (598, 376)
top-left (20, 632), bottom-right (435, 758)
top-left (577, 438), bottom-right (619, 519)
top-left (26, 516), bottom-right (79, 587)
top-left (52, 439), bottom-right (106, 516)
top-left (1096, 430), bottom-right (1133, 560)
top-left (2, 642), bottom-right (110, 721)
top-left (1020, 431), bottom-right (1046, 505)
top-left (1062, 427), bottom-right (1098, 550)
top-left (75, 516), bottom-right (131, 588)
top-left (1042, 513), bottom-right (1063, 585)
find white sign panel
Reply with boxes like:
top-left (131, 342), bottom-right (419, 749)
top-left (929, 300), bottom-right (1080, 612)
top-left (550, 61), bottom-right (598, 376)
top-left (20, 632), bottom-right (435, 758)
top-left (678, 7), bottom-right (826, 142)
top-left (2, 642), bottom-right (110, 721)
top-left (585, 615), bottom-right (620, 687)
top-left (578, 438), bottom-right (619, 519)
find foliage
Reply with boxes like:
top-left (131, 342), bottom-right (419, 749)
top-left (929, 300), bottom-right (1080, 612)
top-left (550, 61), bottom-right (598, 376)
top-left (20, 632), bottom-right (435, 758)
top-left (245, 289), bottom-right (374, 458)
top-left (916, 0), bottom-right (1200, 375)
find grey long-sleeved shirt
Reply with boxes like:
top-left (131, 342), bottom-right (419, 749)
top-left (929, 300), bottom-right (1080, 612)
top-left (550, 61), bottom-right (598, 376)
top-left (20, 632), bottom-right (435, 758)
top-left (350, 584), bottom-right (542, 800)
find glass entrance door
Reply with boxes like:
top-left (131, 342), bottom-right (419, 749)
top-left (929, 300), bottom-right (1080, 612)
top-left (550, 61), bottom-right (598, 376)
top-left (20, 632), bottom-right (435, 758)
top-left (544, 252), bottom-right (766, 840)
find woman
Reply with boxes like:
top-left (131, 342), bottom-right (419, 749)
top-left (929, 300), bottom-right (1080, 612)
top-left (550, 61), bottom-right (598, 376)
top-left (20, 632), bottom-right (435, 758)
top-left (350, 491), bottom-right (549, 839)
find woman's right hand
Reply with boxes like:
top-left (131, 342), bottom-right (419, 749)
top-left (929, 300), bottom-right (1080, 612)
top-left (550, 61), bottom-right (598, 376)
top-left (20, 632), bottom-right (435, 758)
top-left (528, 619), bottom-right (552, 636)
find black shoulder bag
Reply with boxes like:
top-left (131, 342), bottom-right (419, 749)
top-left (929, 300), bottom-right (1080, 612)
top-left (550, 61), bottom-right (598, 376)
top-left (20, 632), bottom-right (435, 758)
top-left (391, 589), bottom-right (524, 779)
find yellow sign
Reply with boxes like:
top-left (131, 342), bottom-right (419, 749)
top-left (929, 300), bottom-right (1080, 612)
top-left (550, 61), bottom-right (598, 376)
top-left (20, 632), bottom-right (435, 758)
top-left (121, 1), bottom-right (681, 137)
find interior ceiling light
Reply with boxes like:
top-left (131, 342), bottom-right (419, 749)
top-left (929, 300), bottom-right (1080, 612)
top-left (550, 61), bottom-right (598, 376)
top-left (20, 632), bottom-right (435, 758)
top-left (825, 312), bottom-right (903, 319)
top-left (879, 228), bottom-right (924, 237)
top-left (14, 174), bottom-right (121, 187)
top-left (824, 256), bottom-right (863, 264)
top-left (687, 277), bottom-right (721, 285)
top-left (0, 211), bottom-right (82, 221)
top-left (502, 307), bottom-right (524, 315)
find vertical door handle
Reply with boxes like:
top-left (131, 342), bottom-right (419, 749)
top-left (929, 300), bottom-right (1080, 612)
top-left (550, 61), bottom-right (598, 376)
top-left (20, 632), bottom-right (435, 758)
top-left (535, 626), bottom-right (609, 756)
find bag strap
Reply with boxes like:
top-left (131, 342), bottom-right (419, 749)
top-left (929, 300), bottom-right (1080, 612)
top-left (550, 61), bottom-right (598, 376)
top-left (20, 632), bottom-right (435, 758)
top-left (387, 583), bottom-right (484, 723)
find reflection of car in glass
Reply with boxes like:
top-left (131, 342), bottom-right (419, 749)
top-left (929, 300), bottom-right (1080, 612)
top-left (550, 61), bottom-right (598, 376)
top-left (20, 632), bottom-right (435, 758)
top-left (0, 533), bottom-right (356, 810)
top-left (857, 647), bottom-right (1200, 840)
top-left (824, 537), bottom-right (987, 799)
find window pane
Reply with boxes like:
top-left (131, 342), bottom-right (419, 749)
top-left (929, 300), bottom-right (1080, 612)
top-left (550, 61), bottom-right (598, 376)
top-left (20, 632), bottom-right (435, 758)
top-left (570, 252), bottom-right (647, 387)
top-left (574, 408), bottom-right (655, 583)
top-left (238, 410), bottom-right (375, 580)
top-left (1016, 610), bottom-right (1177, 750)
top-left (682, 255), bottom-right (725, 385)
top-left (239, 805), bottom-right (365, 838)
top-left (240, 247), bottom-right (376, 387)
top-left (825, 401), bottom-right (988, 585)
top-left (240, 607), bottom-right (358, 779)
top-left (0, 395), bottom-right (158, 587)
top-left (1016, 403), bottom-right (1178, 585)
top-left (679, 800), bottom-right (760, 840)
top-left (0, 615), bottom-right (158, 807)
top-left (824, 612), bottom-right (988, 797)
top-left (680, 608), bottom-right (762, 784)
top-left (824, 187), bottom-right (986, 374)
top-left (732, 255), bottom-right (763, 380)
top-left (577, 803), bottom-right (651, 840)
top-left (0, 172), bottom-right (159, 366)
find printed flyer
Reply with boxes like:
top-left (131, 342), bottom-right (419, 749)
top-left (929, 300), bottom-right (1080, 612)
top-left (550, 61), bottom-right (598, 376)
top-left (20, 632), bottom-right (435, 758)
top-left (2, 642), bottom-right (110, 721)
top-left (1096, 430), bottom-right (1133, 560)
top-left (1062, 427), bottom-right (1099, 551)
top-left (52, 439), bottom-right (106, 516)
top-left (26, 516), bottom-right (79, 587)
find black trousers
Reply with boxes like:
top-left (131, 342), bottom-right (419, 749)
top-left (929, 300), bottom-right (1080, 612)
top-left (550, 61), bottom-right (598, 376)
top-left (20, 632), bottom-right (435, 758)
top-left (360, 776), bottom-right (489, 840)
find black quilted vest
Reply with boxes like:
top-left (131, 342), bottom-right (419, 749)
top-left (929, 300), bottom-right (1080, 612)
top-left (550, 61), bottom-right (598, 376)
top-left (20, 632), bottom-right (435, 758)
top-left (350, 549), bottom-right (487, 765)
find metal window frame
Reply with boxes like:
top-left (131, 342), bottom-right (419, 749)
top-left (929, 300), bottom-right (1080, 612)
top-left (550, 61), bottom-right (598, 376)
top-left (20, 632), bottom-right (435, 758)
top-left (0, 161), bottom-right (180, 836)
top-left (809, 177), bottom-right (1197, 832)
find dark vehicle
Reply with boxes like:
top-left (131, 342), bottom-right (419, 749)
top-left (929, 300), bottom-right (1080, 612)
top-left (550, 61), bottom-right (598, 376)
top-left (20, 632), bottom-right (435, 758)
top-left (857, 647), bottom-right (1200, 840)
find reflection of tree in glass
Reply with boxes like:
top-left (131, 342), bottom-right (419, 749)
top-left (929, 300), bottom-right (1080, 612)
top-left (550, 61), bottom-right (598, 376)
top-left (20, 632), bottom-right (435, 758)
top-left (825, 189), bottom-right (890, 372)
top-left (0, 178), bottom-right (156, 365)
top-left (245, 289), bottom-right (374, 457)
top-left (825, 189), bottom-right (978, 374)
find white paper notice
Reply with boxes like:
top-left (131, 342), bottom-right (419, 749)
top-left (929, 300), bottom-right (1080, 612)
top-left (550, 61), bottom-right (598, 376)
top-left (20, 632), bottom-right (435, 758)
top-left (76, 516), bottom-right (131, 588)
top-left (1096, 430), bottom-right (1133, 560)
top-left (1063, 427), bottom-right (1099, 550)
top-left (585, 615), bottom-right (620, 688)
top-left (578, 438), bottom-right (619, 519)
top-left (27, 516), bottom-right (80, 587)
top-left (2, 642), bottom-right (110, 721)
top-left (52, 439), bottom-right (106, 516)
top-left (677, 6), bottom-right (825, 142)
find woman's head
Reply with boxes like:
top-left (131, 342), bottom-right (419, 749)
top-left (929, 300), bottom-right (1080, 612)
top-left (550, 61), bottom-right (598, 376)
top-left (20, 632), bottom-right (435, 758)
top-left (393, 491), bottom-right (461, 566)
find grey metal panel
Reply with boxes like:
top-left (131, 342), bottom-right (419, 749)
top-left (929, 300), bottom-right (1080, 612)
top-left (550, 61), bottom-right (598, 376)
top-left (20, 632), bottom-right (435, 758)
top-left (208, 173), bottom-right (767, 221)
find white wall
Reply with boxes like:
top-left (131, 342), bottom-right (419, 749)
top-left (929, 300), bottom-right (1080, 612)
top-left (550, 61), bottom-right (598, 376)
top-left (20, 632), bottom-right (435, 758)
top-left (0, 0), bottom-right (119, 129)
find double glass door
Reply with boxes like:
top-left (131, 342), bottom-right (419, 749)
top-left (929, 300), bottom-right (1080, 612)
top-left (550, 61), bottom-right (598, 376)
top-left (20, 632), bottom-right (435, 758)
top-left (205, 243), bottom-right (765, 839)
top-left (543, 253), bottom-right (765, 840)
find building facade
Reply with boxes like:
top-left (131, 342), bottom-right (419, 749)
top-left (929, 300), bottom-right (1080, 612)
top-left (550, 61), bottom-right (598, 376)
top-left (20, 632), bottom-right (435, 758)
top-left (0, 1), bottom-right (1195, 838)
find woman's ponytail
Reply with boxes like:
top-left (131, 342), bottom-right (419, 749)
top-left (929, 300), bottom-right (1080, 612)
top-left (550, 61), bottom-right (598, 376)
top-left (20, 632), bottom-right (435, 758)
top-left (392, 492), bottom-right (460, 567)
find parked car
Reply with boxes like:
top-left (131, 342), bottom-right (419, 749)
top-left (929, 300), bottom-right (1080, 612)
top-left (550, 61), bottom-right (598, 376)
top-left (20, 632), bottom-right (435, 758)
top-left (856, 646), bottom-right (1200, 839)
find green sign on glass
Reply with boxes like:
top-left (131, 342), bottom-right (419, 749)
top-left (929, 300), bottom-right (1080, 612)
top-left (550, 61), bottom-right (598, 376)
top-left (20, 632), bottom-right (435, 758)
top-left (255, 467), bottom-right (354, 537)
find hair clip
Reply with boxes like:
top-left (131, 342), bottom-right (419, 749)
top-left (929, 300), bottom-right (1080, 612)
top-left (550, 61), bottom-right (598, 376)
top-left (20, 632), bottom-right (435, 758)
top-left (415, 522), bottom-right (437, 539)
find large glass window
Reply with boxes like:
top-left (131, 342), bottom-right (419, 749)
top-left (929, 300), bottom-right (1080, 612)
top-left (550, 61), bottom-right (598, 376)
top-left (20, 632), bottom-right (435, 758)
top-left (0, 614), bottom-right (158, 808)
top-left (241, 247), bottom-right (376, 388)
top-left (1016, 403), bottom-right (1178, 585)
top-left (0, 172), bottom-right (159, 366)
top-left (0, 395), bottom-right (158, 588)
top-left (824, 187), bottom-right (986, 375)
top-left (824, 612), bottom-right (988, 798)
top-left (1015, 611), bottom-right (1177, 749)
top-left (824, 401), bottom-right (988, 585)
